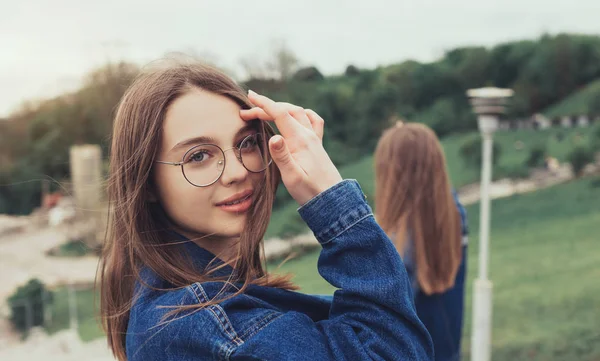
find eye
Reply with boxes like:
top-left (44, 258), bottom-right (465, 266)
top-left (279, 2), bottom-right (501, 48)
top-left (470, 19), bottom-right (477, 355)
top-left (187, 150), bottom-right (211, 163)
top-left (240, 134), bottom-right (259, 149)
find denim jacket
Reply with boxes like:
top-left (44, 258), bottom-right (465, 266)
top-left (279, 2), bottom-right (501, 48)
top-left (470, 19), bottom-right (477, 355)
top-left (126, 180), bottom-right (434, 360)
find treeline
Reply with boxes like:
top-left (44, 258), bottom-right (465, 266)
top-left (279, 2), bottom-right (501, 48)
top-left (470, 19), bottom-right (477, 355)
top-left (2, 33), bottom-right (600, 214)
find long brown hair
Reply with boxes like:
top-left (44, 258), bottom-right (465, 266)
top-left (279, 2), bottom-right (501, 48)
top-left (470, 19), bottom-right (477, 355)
top-left (99, 59), bottom-right (295, 361)
top-left (374, 121), bottom-right (461, 295)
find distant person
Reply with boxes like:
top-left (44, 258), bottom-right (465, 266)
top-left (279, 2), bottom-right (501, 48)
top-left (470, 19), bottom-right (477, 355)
top-left (98, 60), bottom-right (433, 360)
top-left (374, 121), bottom-right (469, 361)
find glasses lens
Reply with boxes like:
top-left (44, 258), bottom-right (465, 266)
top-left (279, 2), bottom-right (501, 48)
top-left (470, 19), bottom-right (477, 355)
top-left (182, 144), bottom-right (225, 186)
top-left (240, 133), bottom-right (272, 173)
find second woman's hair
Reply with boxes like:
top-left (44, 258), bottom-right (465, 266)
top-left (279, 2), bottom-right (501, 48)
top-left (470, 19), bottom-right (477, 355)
top-left (374, 122), bottom-right (462, 295)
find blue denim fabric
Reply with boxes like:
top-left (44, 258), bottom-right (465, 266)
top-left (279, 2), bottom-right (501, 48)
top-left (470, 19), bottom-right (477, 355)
top-left (126, 180), bottom-right (433, 360)
top-left (403, 191), bottom-right (469, 361)
top-left (452, 189), bottom-right (469, 240)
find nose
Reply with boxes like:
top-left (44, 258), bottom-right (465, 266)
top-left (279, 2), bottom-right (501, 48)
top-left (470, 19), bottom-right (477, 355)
top-left (219, 148), bottom-right (248, 186)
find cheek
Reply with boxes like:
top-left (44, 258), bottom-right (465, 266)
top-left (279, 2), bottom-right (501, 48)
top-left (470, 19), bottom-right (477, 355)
top-left (154, 166), bottom-right (219, 229)
top-left (155, 167), bottom-right (203, 210)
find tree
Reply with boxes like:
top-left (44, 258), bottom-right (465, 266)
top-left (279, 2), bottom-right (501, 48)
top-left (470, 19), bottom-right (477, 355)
top-left (239, 39), bottom-right (300, 81)
top-left (267, 39), bottom-right (300, 81)
top-left (292, 66), bottom-right (324, 82)
top-left (345, 65), bottom-right (361, 76)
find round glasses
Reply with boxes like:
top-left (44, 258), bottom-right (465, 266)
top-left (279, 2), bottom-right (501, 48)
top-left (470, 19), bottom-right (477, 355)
top-left (155, 133), bottom-right (272, 187)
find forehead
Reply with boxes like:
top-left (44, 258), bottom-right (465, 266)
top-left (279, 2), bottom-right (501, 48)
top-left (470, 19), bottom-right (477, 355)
top-left (161, 88), bottom-right (246, 150)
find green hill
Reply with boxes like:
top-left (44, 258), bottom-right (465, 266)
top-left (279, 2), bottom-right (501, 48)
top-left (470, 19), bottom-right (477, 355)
top-left (544, 79), bottom-right (600, 118)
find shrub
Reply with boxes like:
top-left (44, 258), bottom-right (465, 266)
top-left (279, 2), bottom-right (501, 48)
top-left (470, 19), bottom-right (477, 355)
top-left (496, 164), bottom-right (531, 180)
top-left (8, 279), bottom-right (52, 333)
top-left (526, 143), bottom-right (547, 168)
top-left (591, 125), bottom-right (600, 151)
top-left (47, 238), bottom-right (96, 257)
top-left (567, 146), bottom-right (595, 177)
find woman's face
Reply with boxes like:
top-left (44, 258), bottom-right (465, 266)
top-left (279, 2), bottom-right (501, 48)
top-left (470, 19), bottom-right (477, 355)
top-left (152, 88), bottom-right (264, 247)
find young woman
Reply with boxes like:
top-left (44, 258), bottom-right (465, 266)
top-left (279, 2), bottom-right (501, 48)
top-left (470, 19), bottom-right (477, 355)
top-left (99, 61), bottom-right (433, 361)
top-left (374, 122), bottom-right (469, 361)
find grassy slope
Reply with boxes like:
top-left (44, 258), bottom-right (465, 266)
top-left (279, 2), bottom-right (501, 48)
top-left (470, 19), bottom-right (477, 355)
top-left (544, 79), bottom-right (600, 118)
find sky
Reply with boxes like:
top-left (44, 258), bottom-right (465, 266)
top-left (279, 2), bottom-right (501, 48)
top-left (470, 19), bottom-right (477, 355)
top-left (1, 0), bottom-right (600, 117)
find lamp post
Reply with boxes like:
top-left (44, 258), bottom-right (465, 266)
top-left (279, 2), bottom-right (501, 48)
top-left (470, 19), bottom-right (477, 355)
top-left (466, 87), bottom-right (513, 361)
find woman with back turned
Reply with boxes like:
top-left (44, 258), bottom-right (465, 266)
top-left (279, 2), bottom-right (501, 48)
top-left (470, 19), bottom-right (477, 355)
top-left (374, 121), bottom-right (469, 361)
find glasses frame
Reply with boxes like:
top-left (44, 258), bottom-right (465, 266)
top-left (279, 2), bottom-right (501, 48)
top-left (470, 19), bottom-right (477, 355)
top-left (155, 133), bottom-right (272, 187)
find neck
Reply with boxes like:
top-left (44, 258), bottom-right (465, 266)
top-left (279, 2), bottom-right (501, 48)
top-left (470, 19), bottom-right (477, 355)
top-left (195, 236), bottom-right (239, 265)
top-left (174, 227), bottom-right (239, 264)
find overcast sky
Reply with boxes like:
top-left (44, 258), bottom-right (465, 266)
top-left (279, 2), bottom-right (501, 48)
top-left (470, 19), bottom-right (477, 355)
top-left (1, 0), bottom-right (599, 117)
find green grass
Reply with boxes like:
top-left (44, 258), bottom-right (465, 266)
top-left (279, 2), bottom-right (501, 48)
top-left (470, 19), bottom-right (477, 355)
top-left (266, 127), bottom-right (592, 239)
top-left (544, 79), bottom-right (600, 118)
top-left (270, 176), bottom-right (600, 361)
top-left (45, 286), bottom-right (104, 342)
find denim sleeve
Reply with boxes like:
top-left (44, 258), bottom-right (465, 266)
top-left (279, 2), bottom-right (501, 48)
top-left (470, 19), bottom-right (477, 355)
top-left (232, 180), bottom-right (433, 360)
top-left (452, 189), bottom-right (469, 237)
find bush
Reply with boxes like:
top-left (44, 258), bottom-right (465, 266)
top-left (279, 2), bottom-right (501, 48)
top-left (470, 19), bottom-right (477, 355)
top-left (496, 164), bottom-right (531, 180)
top-left (526, 143), bottom-right (547, 168)
top-left (459, 136), bottom-right (502, 169)
top-left (567, 146), bottom-right (595, 177)
top-left (47, 238), bottom-right (97, 257)
top-left (8, 279), bottom-right (52, 334)
top-left (591, 125), bottom-right (600, 151)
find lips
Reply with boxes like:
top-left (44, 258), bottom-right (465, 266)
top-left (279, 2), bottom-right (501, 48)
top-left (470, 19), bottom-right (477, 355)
top-left (215, 189), bottom-right (254, 214)
top-left (216, 189), bottom-right (254, 206)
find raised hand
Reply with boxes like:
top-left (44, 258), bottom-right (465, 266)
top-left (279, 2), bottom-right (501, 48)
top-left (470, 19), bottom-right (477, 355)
top-left (240, 90), bottom-right (342, 206)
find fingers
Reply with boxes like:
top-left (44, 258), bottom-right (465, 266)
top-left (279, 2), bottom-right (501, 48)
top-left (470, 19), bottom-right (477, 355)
top-left (240, 104), bottom-right (312, 131)
top-left (285, 104), bottom-right (312, 129)
top-left (268, 135), bottom-right (303, 182)
top-left (240, 107), bottom-right (271, 121)
top-left (247, 90), bottom-right (300, 136)
top-left (305, 109), bottom-right (324, 141)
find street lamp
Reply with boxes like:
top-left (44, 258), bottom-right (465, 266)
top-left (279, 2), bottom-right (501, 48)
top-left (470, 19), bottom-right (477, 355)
top-left (466, 87), bottom-right (513, 361)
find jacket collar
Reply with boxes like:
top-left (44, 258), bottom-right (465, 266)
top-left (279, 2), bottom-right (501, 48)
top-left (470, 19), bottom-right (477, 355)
top-left (166, 230), bottom-right (235, 278)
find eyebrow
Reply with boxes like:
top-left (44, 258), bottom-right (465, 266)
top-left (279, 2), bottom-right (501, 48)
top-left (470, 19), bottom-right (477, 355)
top-left (169, 122), bottom-right (260, 153)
